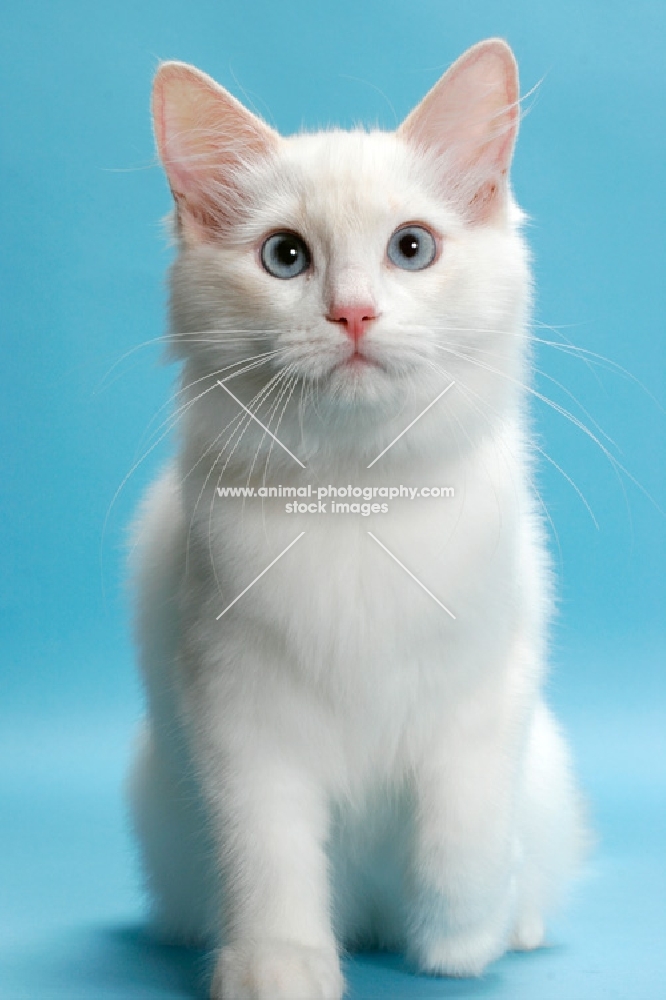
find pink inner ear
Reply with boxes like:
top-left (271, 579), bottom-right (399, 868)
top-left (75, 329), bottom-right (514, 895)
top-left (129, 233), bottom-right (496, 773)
top-left (153, 85), bottom-right (193, 199)
top-left (152, 62), bottom-right (279, 240)
top-left (398, 40), bottom-right (520, 223)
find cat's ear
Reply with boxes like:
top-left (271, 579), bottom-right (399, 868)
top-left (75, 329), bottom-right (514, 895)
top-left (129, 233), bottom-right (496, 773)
top-left (152, 62), bottom-right (280, 243)
top-left (398, 39), bottom-right (519, 225)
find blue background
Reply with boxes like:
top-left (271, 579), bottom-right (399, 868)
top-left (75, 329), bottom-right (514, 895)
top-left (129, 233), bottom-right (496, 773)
top-left (1, 1), bottom-right (664, 997)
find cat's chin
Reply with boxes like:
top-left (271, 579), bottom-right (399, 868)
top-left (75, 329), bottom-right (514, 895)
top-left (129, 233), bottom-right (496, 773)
top-left (319, 358), bottom-right (400, 408)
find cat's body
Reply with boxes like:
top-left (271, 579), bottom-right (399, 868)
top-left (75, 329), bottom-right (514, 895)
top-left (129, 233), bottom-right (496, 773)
top-left (129, 41), bottom-right (584, 999)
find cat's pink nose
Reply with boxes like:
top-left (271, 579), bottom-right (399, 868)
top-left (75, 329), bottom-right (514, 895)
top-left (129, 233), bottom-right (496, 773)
top-left (327, 303), bottom-right (378, 343)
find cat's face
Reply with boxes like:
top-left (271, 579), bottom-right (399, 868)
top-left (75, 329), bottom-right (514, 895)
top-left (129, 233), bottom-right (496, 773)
top-left (155, 40), bottom-right (529, 437)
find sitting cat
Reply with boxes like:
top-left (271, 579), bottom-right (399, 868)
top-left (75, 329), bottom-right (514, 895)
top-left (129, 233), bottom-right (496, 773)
top-left (128, 38), bottom-right (584, 1000)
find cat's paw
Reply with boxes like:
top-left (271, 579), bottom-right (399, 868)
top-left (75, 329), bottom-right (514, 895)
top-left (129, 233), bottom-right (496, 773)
top-left (211, 940), bottom-right (344, 1000)
top-left (510, 911), bottom-right (544, 951)
top-left (413, 922), bottom-right (508, 978)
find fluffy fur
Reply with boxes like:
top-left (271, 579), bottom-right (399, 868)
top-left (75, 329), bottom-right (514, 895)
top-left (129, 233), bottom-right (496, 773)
top-left (128, 39), bottom-right (584, 1000)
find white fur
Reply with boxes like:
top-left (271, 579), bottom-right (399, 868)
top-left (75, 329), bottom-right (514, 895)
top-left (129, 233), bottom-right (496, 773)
top-left (129, 41), bottom-right (584, 1000)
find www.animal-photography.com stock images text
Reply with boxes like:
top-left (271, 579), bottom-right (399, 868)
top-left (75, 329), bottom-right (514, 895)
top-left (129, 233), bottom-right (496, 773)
top-left (1, 3), bottom-right (664, 1000)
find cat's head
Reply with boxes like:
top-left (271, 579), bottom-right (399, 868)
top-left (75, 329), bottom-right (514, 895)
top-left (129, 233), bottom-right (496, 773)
top-left (152, 40), bottom-right (530, 459)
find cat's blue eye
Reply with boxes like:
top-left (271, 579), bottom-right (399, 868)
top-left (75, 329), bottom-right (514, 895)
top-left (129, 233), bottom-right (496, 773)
top-left (261, 232), bottom-right (311, 279)
top-left (387, 225), bottom-right (437, 271)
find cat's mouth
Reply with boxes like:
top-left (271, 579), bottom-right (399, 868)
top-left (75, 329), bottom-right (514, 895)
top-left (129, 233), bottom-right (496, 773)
top-left (317, 349), bottom-right (399, 405)
top-left (330, 349), bottom-right (384, 375)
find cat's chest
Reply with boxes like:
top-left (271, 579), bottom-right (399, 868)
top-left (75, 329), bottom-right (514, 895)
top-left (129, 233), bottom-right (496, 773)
top-left (185, 444), bottom-right (522, 673)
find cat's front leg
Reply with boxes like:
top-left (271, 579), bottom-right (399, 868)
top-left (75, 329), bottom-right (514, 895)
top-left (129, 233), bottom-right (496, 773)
top-left (406, 700), bottom-right (525, 977)
top-left (189, 678), bottom-right (343, 1000)
top-left (208, 756), bottom-right (344, 1000)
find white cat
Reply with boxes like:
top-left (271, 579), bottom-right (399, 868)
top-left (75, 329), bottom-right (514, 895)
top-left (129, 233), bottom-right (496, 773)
top-left (128, 39), bottom-right (585, 1000)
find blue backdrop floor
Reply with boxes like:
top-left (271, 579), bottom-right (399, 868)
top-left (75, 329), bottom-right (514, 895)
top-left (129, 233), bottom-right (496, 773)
top-left (1, 639), bottom-right (664, 1000)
